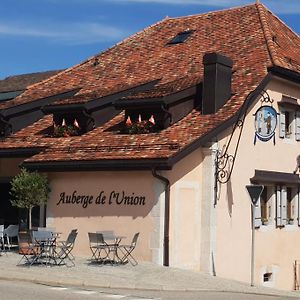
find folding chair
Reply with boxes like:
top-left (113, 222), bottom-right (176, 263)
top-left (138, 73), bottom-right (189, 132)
top-left (0, 225), bottom-right (4, 254)
top-left (118, 232), bottom-right (139, 266)
top-left (88, 232), bottom-right (109, 263)
top-left (54, 230), bottom-right (78, 267)
top-left (4, 225), bottom-right (19, 250)
top-left (17, 232), bottom-right (38, 265)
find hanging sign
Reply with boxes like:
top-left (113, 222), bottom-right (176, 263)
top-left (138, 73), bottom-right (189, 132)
top-left (254, 105), bottom-right (277, 144)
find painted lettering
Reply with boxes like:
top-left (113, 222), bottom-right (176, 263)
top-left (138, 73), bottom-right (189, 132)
top-left (95, 191), bottom-right (106, 205)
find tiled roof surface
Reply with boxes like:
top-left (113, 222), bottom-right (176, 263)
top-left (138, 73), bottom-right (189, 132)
top-left (0, 3), bottom-right (299, 166)
top-left (0, 70), bottom-right (62, 93)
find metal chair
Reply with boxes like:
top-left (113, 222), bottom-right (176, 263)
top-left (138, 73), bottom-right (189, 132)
top-left (4, 225), bottom-right (19, 250)
top-left (118, 232), bottom-right (140, 266)
top-left (0, 225), bottom-right (4, 253)
top-left (54, 230), bottom-right (78, 267)
top-left (17, 232), bottom-right (39, 265)
top-left (88, 232), bottom-right (110, 263)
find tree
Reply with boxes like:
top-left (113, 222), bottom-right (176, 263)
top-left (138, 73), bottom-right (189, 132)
top-left (10, 169), bottom-right (50, 230)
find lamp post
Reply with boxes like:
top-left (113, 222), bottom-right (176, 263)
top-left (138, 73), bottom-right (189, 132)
top-left (246, 184), bottom-right (264, 287)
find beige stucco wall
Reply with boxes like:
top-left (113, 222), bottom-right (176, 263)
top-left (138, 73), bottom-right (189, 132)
top-left (45, 147), bottom-right (205, 269)
top-left (215, 77), bottom-right (300, 290)
top-left (167, 148), bottom-right (203, 270)
top-left (46, 171), bottom-right (161, 260)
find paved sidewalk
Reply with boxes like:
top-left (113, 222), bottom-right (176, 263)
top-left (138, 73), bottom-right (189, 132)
top-left (0, 252), bottom-right (300, 298)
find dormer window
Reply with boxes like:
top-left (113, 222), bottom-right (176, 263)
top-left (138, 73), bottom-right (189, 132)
top-left (123, 113), bottom-right (157, 134)
top-left (53, 118), bottom-right (81, 137)
top-left (167, 30), bottom-right (194, 45)
top-left (51, 112), bottom-right (91, 137)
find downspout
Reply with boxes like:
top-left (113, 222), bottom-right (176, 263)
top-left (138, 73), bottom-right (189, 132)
top-left (152, 168), bottom-right (170, 267)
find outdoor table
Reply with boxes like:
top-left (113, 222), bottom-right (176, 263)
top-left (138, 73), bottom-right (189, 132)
top-left (96, 232), bottom-right (126, 264)
top-left (30, 231), bottom-right (59, 266)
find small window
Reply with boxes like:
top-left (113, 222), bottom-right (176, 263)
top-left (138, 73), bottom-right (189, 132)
top-left (263, 272), bottom-right (273, 282)
top-left (168, 30), bottom-right (194, 45)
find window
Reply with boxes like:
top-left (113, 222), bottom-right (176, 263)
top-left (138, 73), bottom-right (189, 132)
top-left (287, 187), bottom-right (296, 224)
top-left (254, 185), bottom-right (299, 228)
top-left (263, 272), bottom-right (273, 282)
top-left (260, 187), bottom-right (272, 225)
top-left (275, 186), bottom-right (298, 227)
top-left (255, 186), bottom-right (273, 227)
top-left (285, 111), bottom-right (293, 138)
top-left (167, 30), bottom-right (194, 45)
top-left (279, 105), bottom-right (300, 141)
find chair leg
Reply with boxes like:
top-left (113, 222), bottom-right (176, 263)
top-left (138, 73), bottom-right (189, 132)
top-left (119, 247), bottom-right (138, 266)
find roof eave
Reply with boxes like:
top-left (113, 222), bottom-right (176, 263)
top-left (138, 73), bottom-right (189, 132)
top-left (268, 66), bottom-right (300, 84)
top-left (114, 86), bottom-right (197, 109)
top-left (22, 158), bottom-right (172, 172)
top-left (0, 147), bottom-right (43, 158)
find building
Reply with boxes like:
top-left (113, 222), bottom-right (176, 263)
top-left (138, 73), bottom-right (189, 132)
top-left (0, 1), bottom-right (300, 290)
top-left (0, 70), bottom-right (62, 226)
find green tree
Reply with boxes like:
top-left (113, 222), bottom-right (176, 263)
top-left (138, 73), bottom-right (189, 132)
top-left (10, 169), bottom-right (50, 230)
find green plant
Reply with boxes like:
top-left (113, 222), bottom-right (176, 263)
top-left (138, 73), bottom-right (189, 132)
top-left (10, 169), bottom-right (50, 230)
top-left (53, 124), bottom-right (80, 137)
top-left (124, 120), bottom-right (158, 134)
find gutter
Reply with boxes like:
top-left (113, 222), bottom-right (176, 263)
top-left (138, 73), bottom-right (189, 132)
top-left (151, 168), bottom-right (170, 267)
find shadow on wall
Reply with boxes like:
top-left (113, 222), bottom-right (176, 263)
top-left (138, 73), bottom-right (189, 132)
top-left (49, 189), bottom-right (158, 219)
top-left (227, 179), bottom-right (234, 217)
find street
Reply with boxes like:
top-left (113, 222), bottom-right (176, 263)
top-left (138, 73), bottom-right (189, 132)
top-left (0, 280), bottom-right (299, 300)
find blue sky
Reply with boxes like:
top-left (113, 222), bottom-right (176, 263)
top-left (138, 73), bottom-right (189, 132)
top-left (0, 0), bottom-right (299, 79)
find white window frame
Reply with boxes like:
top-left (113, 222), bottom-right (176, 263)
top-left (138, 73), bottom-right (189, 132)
top-left (254, 185), bottom-right (299, 229)
top-left (279, 108), bottom-right (300, 141)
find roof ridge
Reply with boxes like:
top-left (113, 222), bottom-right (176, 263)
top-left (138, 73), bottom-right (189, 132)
top-left (167, 3), bottom-right (257, 21)
top-left (256, 2), bottom-right (280, 67)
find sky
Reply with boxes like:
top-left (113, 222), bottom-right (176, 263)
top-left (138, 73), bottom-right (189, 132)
top-left (0, 0), bottom-right (300, 79)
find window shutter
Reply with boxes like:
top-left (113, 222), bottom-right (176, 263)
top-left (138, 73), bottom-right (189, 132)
top-left (276, 186), bottom-right (282, 226)
top-left (254, 198), bottom-right (262, 228)
top-left (281, 186), bottom-right (287, 226)
top-left (279, 111), bottom-right (285, 138)
top-left (295, 111), bottom-right (300, 141)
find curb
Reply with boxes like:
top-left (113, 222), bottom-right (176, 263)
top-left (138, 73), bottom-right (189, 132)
top-left (1, 274), bottom-right (300, 298)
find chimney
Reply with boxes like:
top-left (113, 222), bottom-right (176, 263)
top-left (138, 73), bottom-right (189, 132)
top-left (202, 52), bottom-right (233, 114)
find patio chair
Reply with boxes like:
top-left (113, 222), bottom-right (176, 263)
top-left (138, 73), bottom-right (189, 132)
top-left (118, 232), bottom-right (140, 266)
top-left (0, 225), bottom-right (4, 252)
top-left (54, 229), bottom-right (78, 267)
top-left (17, 232), bottom-right (39, 265)
top-left (88, 232), bottom-right (110, 263)
top-left (4, 225), bottom-right (19, 250)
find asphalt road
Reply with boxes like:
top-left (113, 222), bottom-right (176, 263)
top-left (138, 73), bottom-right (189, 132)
top-left (0, 279), bottom-right (300, 300)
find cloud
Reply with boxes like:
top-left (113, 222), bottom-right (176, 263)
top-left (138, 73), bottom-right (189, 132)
top-left (0, 21), bottom-right (127, 45)
top-left (103, 0), bottom-right (300, 14)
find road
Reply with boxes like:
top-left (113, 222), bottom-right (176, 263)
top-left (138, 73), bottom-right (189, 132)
top-left (0, 279), bottom-right (299, 300)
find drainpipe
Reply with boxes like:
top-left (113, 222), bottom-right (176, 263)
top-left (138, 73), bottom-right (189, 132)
top-left (152, 168), bottom-right (170, 267)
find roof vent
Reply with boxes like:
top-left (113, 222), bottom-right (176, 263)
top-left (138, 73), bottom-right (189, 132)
top-left (168, 30), bottom-right (194, 45)
top-left (202, 52), bottom-right (233, 114)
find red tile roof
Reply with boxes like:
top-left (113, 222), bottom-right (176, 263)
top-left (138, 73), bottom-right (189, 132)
top-left (0, 3), bottom-right (299, 169)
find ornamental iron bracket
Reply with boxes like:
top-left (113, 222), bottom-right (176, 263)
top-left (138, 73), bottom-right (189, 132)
top-left (214, 90), bottom-right (271, 199)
